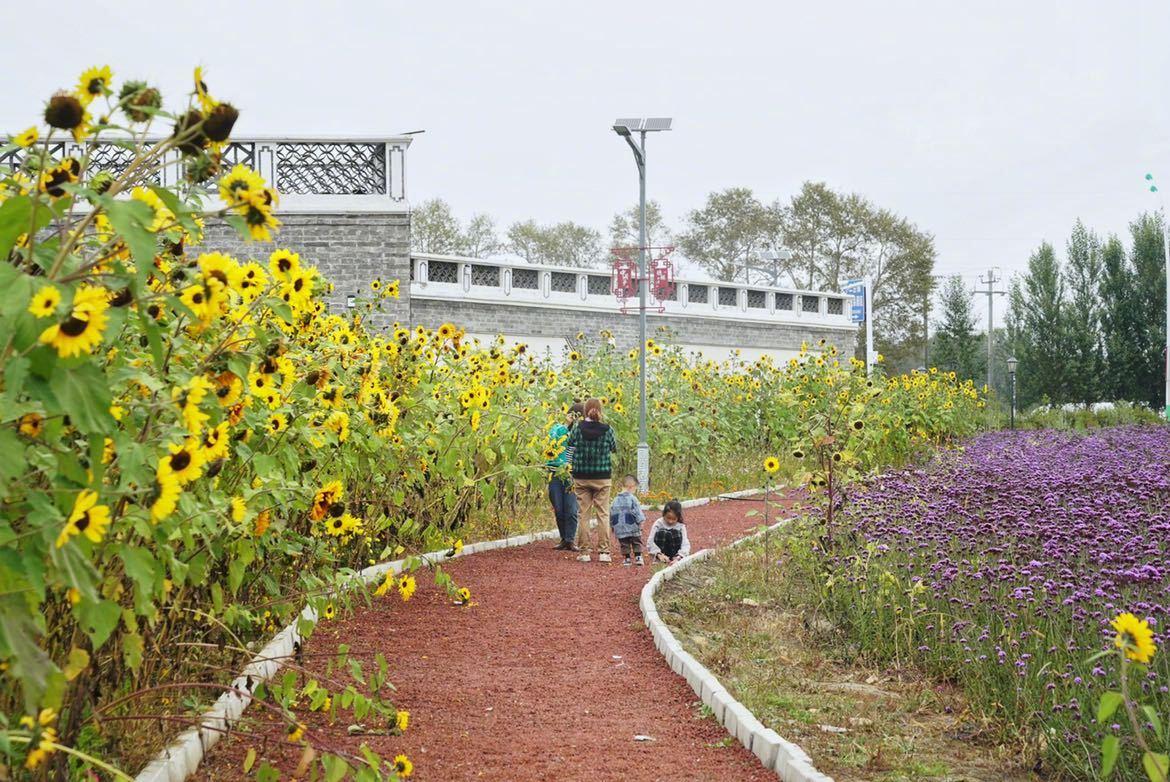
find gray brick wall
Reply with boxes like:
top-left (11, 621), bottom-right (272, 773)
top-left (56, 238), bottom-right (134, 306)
top-left (198, 212), bottom-right (853, 354)
top-left (410, 299), bottom-right (853, 355)
top-left (199, 213), bottom-right (410, 328)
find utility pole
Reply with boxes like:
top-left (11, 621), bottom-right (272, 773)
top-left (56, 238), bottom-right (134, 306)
top-left (975, 269), bottom-right (1005, 391)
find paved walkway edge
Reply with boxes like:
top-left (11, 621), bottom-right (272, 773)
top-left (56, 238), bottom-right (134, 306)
top-left (136, 488), bottom-right (765, 782)
top-left (640, 513), bottom-right (836, 782)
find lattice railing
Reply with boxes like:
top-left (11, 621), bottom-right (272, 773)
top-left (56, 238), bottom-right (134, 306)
top-left (2, 136), bottom-right (410, 203)
top-left (273, 142), bottom-right (386, 195)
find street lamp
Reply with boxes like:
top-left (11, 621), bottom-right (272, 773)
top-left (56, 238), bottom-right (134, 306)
top-left (759, 249), bottom-right (793, 286)
top-left (1144, 174), bottom-right (1170, 422)
top-left (613, 117), bottom-right (672, 493)
top-left (1007, 356), bottom-right (1019, 430)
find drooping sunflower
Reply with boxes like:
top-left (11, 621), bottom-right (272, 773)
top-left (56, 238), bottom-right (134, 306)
top-left (43, 93), bottom-right (87, 139)
top-left (76, 65), bottom-right (113, 106)
top-left (763, 456), bottom-right (780, 474)
top-left (1112, 612), bottom-right (1156, 664)
top-left (158, 440), bottom-right (204, 485)
top-left (27, 286), bottom-right (60, 318)
top-left (55, 490), bottom-right (111, 548)
top-left (39, 284), bottom-right (110, 358)
top-left (12, 126), bottom-right (37, 148)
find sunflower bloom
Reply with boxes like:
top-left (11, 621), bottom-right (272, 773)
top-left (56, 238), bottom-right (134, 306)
top-left (398, 574), bottom-right (417, 602)
top-left (12, 126), bottom-right (38, 148)
top-left (39, 284), bottom-right (109, 358)
top-left (76, 65), bottom-right (113, 106)
top-left (394, 754), bottom-right (413, 778)
top-left (763, 456), bottom-right (780, 473)
top-left (395, 709), bottom-right (410, 733)
top-left (56, 490), bottom-right (112, 548)
top-left (1112, 612), bottom-right (1157, 664)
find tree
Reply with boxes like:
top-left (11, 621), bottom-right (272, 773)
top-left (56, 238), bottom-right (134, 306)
top-left (608, 200), bottom-right (669, 250)
top-left (675, 188), bottom-right (781, 282)
top-left (1063, 220), bottom-right (1103, 404)
top-left (505, 220), bottom-right (603, 267)
top-left (1099, 234), bottom-right (1142, 401)
top-left (462, 213), bottom-right (501, 258)
top-left (410, 198), bottom-right (464, 254)
top-left (931, 275), bottom-right (982, 382)
top-left (1128, 213), bottom-right (1168, 408)
top-left (1019, 242), bottom-right (1069, 405)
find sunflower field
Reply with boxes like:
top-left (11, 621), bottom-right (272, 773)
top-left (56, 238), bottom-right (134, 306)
top-left (0, 66), bottom-right (989, 781)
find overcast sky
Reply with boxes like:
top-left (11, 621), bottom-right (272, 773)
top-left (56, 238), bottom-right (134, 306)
top-left (4, 0), bottom-right (1168, 316)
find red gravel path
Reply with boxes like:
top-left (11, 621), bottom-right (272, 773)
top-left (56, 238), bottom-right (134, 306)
top-left (192, 497), bottom-right (788, 781)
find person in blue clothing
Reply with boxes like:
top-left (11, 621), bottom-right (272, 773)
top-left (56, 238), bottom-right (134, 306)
top-left (547, 401), bottom-right (584, 550)
top-left (609, 474), bottom-right (645, 566)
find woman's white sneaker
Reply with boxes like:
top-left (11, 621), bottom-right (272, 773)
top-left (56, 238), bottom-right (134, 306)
top-left (598, 553), bottom-right (612, 563)
top-left (577, 554), bottom-right (591, 563)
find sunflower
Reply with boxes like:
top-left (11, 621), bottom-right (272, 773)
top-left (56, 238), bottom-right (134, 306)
top-left (286, 722), bottom-right (306, 744)
top-left (179, 282), bottom-right (215, 322)
top-left (253, 509), bottom-right (271, 537)
top-left (311, 481), bottom-right (344, 521)
top-left (201, 421), bottom-right (231, 462)
top-left (763, 456), bottom-right (780, 473)
top-left (197, 252), bottom-right (242, 296)
top-left (193, 66), bottom-right (216, 113)
top-left (218, 163), bottom-right (264, 205)
top-left (213, 372), bottom-right (243, 406)
top-left (12, 126), bottom-right (37, 148)
top-left (43, 93), bottom-right (87, 137)
top-left (39, 284), bottom-right (110, 358)
top-left (148, 473), bottom-right (182, 523)
top-left (76, 65), bottom-right (113, 106)
top-left (18, 412), bottom-right (44, 438)
top-left (228, 496), bottom-right (247, 523)
top-left (267, 413), bottom-right (288, 435)
top-left (851, 420), bottom-right (865, 431)
top-left (55, 490), bottom-right (111, 548)
top-left (1112, 612), bottom-right (1156, 664)
top-left (323, 603), bottom-right (336, 621)
top-left (385, 279), bottom-right (400, 298)
top-left (456, 586), bottom-right (472, 604)
top-left (38, 157), bottom-right (81, 199)
top-left (173, 375), bottom-right (213, 434)
top-left (398, 573), bottom-right (417, 601)
top-left (395, 709), bottom-right (410, 733)
top-left (394, 754), bottom-right (413, 778)
top-left (158, 440), bottom-right (204, 485)
top-left (237, 262), bottom-right (269, 301)
top-left (268, 249), bottom-right (300, 282)
top-left (237, 190), bottom-right (281, 241)
top-left (437, 323), bottom-right (456, 341)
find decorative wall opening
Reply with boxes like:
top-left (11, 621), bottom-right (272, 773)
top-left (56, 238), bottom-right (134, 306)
top-left (550, 272), bottom-right (577, 294)
top-left (775, 293), bottom-right (794, 310)
top-left (428, 261), bottom-right (458, 284)
top-left (801, 295), bottom-right (821, 313)
top-left (587, 275), bottom-right (612, 296)
top-left (827, 297), bottom-right (844, 315)
top-left (688, 285), bottom-right (709, 304)
top-left (718, 287), bottom-right (739, 307)
top-left (512, 268), bottom-right (539, 290)
top-left (471, 264), bottom-right (499, 287)
top-left (747, 290), bottom-right (766, 309)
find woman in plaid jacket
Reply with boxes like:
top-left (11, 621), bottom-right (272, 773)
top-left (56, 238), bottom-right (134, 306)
top-left (565, 397), bottom-right (618, 563)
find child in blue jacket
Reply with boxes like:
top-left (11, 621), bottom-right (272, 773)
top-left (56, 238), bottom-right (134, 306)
top-left (609, 474), bottom-right (645, 566)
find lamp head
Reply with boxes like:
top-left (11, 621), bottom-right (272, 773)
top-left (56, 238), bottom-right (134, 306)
top-left (1007, 356), bottom-right (1019, 374)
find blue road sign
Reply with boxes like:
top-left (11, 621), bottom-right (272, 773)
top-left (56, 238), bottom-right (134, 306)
top-left (843, 279), bottom-right (866, 322)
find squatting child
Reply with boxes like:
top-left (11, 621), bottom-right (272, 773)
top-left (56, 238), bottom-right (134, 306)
top-left (608, 474), bottom-right (645, 566)
top-left (646, 499), bottom-right (690, 564)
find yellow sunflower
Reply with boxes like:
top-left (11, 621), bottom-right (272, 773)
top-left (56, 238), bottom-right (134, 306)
top-left (39, 284), bottom-right (110, 358)
top-left (311, 480), bottom-right (344, 521)
top-left (55, 490), bottom-right (111, 548)
top-left (268, 249), bottom-right (301, 282)
top-left (394, 754), bottom-right (413, 778)
top-left (230, 496), bottom-right (247, 523)
top-left (398, 573), bottom-right (417, 601)
top-left (12, 126), bottom-right (38, 148)
top-left (1112, 612), bottom-right (1156, 664)
top-left (18, 412), bottom-right (43, 438)
top-left (27, 286), bottom-right (61, 318)
top-left (763, 456), bottom-right (780, 473)
top-left (158, 440), bottom-right (204, 485)
top-left (76, 65), bottom-right (113, 106)
top-left (395, 709), bottom-right (410, 732)
top-left (201, 421), bottom-right (231, 462)
top-left (267, 413), bottom-right (288, 435)
top-left (237, 189), bottom-right (280, 241)
top-left (148, 473), bottom-right (182, 523)
top-left (217, 163), bottom-right (264, 206)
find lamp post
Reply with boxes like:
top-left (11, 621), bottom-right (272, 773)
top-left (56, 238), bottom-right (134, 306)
top-left (1143, 174), bottom-right (1170, 422)
top-left (613, 118), bottom-right (672, 493)
top-left (759, 249), bottom-right (793, 286)
top-left (1007, 356), bottom-right (1018, 430)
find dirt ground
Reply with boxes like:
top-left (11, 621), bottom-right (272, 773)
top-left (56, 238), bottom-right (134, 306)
top-left (191, 497), bottom-right (785, 781)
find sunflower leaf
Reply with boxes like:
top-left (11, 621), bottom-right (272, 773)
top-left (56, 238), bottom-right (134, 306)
top-left (48, 363), bottom-right (113, 435)
top-left (1097, 691), bottom-right (1124, 724)
top-left (0, 196), bottom-right (50, 262)
top-left (1101, 735), bottom-right (1119, 777)
top-left (77, 598), bottom-right (121, 651)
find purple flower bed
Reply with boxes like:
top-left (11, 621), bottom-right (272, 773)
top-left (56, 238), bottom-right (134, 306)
top-left (826, 425), bottom-right (1170, 775)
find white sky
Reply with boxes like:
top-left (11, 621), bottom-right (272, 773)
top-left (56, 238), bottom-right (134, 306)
top-left (4, 0), bottom-right (1168, 322)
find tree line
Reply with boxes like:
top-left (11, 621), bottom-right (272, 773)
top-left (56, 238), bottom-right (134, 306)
top-left (411, 183), bottom-right (936, 371)
top-left (930, 213), bottom-right (1167, 409)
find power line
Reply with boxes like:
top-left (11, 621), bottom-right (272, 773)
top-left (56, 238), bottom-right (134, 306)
top-left (974, 269), bottom-right (1006, 390)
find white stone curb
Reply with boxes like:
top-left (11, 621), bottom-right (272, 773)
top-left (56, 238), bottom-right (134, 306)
top-left (137, 486), bottom-right (765, 782)
top-left (640, 512), bottom-right (835, 782)
top-left (135, 526), bottom-right (558, 782)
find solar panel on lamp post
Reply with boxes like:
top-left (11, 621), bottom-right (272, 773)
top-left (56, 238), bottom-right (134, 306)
top-left (760, 249), bottom-right (792, 286)
top-left (612, 117), bottom-right (672, 493)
